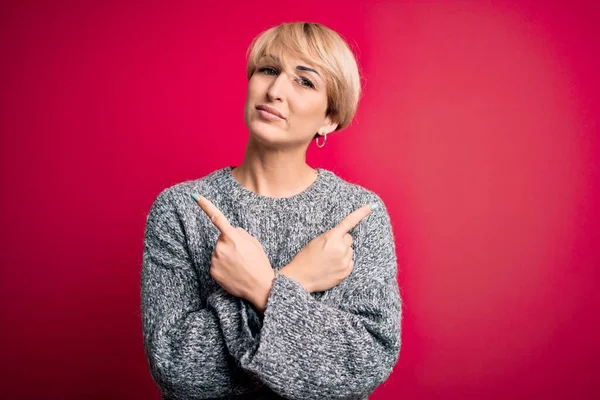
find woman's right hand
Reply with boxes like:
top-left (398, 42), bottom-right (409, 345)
top-left (280, 203), bottom-right (377, 293)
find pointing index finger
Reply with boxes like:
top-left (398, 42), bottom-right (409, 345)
top-left (191, 193), bottom-right (234, 235)
top-left (331, 202), bottom-right (380, 236)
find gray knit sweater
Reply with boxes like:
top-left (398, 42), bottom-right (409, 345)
top-left (141, 166), bottom-right (402, 400)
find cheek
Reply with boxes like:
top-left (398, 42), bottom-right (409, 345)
top-left (290, 102), bottom-right (325, 124)
top-left (245, 84), bottom-right (259, 113)
top-left (246, 78), bottom-right (260, 99)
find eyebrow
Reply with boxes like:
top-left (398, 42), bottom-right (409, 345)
top-left (261, 54), bottom-right (321, 78)
top-left (296, 65), bottom-right (320, 77)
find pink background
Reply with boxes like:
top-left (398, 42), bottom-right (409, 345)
top-left (1, 0), bottom-right (599, 398)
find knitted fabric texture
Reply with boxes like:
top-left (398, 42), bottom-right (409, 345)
top-left (141, 166), bottom-right (402, 400)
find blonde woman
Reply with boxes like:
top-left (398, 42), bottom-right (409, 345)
top-left (141, 22), bottom-right (402, 400)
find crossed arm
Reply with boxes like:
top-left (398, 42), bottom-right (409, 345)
top-left (141, 189), bottom-right (263, 399)
top-left (141, 189), bottom-right (402, 399)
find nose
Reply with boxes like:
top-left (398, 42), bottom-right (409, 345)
top-left (266, 71), bottom-right (288, 102)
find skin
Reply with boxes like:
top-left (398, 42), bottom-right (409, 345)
top-left (193, 49), bottom-right (373, 314)
top-left (233, 50), bottom-right (337, 197)
top-left (194, 195), bottom-right (373, 314)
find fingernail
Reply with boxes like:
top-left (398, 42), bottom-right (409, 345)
top-left (191, 193), bottom-right (201, 202)
top-left (369, 202), bottom-right (380, 211)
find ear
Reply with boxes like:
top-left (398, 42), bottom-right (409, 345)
top-left (320, 115), bottom-right (339, 135)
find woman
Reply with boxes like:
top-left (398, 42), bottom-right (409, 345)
top-left (141, 22), bottom-right (402, 400)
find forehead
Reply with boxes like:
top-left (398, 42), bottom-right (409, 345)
top-left (259, 50), bottom-right (318, 69)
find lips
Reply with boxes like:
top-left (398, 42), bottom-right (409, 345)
top-left (256, 105), bottom-right (285, 119)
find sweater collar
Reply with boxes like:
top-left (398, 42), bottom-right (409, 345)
top-left (214, 165), bottom-right (337, 208)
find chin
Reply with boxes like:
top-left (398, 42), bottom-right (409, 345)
top-left (248, 124), bottom-right (289, 147)
top-left (249, 119), bottom-right (280, 136)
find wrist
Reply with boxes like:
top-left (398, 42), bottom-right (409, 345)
top-left (280, 262), bottom-right (311, 293)
top-left (249, 270), bottom-right (276, 312)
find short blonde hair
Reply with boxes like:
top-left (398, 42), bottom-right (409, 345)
top-left (246, 22), bottom-right (362, 132)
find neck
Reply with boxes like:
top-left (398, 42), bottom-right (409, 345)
top-left (232, 135), bottom-right (317, 198)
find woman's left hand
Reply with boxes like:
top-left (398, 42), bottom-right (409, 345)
top-left (193, 194), bottom-right (275, 311)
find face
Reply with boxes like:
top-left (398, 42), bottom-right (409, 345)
top-left (244, 51), bottom-right (338, 147)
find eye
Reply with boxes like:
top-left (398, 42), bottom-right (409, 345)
top-left (258, 67), bottom-right (278, 75)
top-left (297, 76), bottom-right (315, 89)
top-left (257, 66), bottom-right (316, 89)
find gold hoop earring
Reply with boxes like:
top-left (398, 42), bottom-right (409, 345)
top-left (316, 133), bottom-right (327, 148)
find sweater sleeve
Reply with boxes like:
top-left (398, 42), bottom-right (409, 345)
top-left (219, 198), bottom-right (402, 400)
top-left (140, 188), bottom-right (263, 399)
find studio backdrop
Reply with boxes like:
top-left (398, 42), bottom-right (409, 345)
top-left (1, 1), bottom-right (598, 399)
